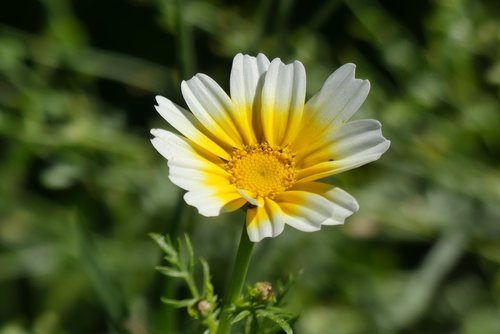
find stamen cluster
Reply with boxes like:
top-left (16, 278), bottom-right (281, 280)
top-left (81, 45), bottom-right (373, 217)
top-left (225, 143), bottom-right (296, 198)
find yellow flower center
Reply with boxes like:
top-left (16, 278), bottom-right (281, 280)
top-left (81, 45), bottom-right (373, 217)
top-left (225, 143), bottom-right (296, 198)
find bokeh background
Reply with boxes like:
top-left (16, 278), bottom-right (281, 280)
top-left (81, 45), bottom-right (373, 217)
top-left (1, 0), bottom-right (499, 333)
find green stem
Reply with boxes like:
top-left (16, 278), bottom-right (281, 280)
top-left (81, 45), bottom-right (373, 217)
top-left (185, 275), bottom-right (200, 299)
top-left (204, 315), bottom-right (218, 334)
top-left (216, 223), bottom-right (255, 334)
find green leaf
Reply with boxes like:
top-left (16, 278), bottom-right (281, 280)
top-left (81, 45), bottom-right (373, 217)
top-left (256, 309), bottom-right (293, 334)
top-left (200, 258), bottom-right (214, 298)
top-left (184, 233), bottom-right (195, 273)
top-left (149, 233), bottom-right (178, 262)
top-left (160, 297), bottom-right (197, 308)
top-left (155, 266), bottom-right (187, 278)
top-left (232, 310), bottom-right (251, 324)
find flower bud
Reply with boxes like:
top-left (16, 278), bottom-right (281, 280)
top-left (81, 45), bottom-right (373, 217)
top-left (197, 299), bottom-right (212, 317)
top-left (188, 299), bottom-right (213, 319)
top-left (249, 281), bottom-right (276, 303)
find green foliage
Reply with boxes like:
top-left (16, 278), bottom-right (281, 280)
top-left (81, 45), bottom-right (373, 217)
top-left (1, 0), bottom-right (500, 333)
top-left (151, 233), bottom-right (296, 334)
top-left (228, 278), bottom-right (299, 334)
top-left (151, 233), bottom-right (218, 333)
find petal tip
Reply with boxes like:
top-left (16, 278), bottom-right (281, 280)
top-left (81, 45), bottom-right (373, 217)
top-left (340, 63), bottom-right (356, 72)
top-left (155, 95), bottom-right (168, 105)
top-left (352, 199), bottom-right (360, 213)
top-left (183, 192), bottom-right (221, 217)
top-left (381, 139), bottom-right (391, 153)
top-left (150, 128), bottom-right (163, 137)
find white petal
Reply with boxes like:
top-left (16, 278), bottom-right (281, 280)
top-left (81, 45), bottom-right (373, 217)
top-left (150, 129), bottom-right (245, 216)
top-left (293, 64), bottom-right (370, 153)
top-left (306, 63), bottom-right (369, 127)
top-left (230, 53), bottom-right (270, 143)
top-left (274, 191), bottom-right (333, 232)
top-left (298, 150), bottom-right (389, 183)
top-left (184, 186), bottom-right (245, 217)
top-left (154, 95), bottom-right (231, 160)
top-left (151, 129), bottom-right (226, 188)
top-left (150, 129), bottom-right (192, 161)
top-left (181, 74), bottom-right (243, 147)
top-left (330, 119), bottom-right (389, 157)
top-left (246, 198), bottom-right (285, 242)
top-left (298, 119), bottom-right (390, 168)
top-left (290, 182), bottom-right (359, 225)
top-left (261, 58), bottom-right (306, 146)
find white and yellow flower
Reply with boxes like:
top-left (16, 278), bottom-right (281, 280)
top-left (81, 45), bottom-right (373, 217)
top-left (151, 53), bottom-right (389, 242)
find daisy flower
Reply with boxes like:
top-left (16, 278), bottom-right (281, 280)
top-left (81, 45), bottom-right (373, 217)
top-left (151, 53), bottom-right (390, 242)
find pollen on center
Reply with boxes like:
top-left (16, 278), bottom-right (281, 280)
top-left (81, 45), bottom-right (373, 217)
top-left (225, 142), bottom-right (296, 198)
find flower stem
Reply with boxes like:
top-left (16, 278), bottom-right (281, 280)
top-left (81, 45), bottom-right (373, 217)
top-left (216, 223), bottom-right (255, 334)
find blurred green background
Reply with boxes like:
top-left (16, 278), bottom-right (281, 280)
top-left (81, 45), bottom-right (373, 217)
top-left (1, 0), bottom-right (499, 333)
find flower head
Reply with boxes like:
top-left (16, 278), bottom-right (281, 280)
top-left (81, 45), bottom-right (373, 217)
top-left (151, 54), bottom-right (390, 242)
top-left (248, 281), bottom-right (276, 303)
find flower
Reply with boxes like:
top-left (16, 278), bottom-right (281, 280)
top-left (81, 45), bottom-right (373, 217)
top-left (151, 53), bottom-right (390, 242)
